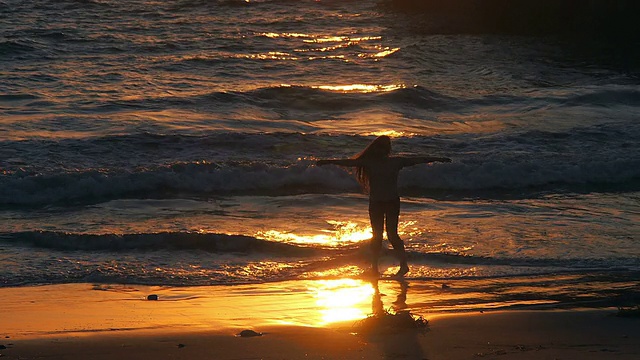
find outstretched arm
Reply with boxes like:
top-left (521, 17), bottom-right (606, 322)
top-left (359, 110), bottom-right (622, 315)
top-left (399, 156), bottom-right (452, 167)
top-left (316, 158), bottom-right (361, 167)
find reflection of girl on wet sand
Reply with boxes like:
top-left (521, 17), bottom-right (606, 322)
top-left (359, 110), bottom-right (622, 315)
top-left (370, 279), bottom-right (409, 315)
top-left (316, 135), bottom-right (451, 277)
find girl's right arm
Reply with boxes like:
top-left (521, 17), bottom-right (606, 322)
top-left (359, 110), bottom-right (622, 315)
top-left (316, 159), bottom-right (360, 167)
top-left (398, 156), bottom-right (452, 168)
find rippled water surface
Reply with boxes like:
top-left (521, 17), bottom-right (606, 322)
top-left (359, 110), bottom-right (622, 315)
top-left (1, 0), bottom-right (639, 311)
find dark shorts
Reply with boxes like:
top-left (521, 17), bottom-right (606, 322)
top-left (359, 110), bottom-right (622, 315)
top-left (368, 198), bottom-right (401, 217)
top-left (368, 197), bottom-right (401, 235)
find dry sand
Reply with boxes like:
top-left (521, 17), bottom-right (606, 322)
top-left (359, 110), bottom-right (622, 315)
top-left (1, 281), bottom-right (639, 359)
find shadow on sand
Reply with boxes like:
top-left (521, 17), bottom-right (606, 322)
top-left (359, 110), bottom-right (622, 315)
top-left (352, 279), bottom-right (429, 360)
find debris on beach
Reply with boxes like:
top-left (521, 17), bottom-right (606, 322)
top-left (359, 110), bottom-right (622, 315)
top-left (353, 309), bottom-right (429, 335)
top-left (177, 343), bottom-right (185, 348)
top-left (237, 329), bottom-right (263, 337)
top-left (147, 294), bottom-right (158, 300)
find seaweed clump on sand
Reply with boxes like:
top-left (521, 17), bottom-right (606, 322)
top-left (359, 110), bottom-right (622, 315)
top-left (353, 309), bottom-right (429, 335)
top-left (616, 305), bottom-right (640, 318)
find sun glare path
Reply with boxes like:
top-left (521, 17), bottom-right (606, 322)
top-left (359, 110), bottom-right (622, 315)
top-left (300, 265), bottom-right (364, 280)
top-left (305, 36), bottom-right (382, 43)
top-left (256, 221), bottom-right (371, 247)
top-left (358, 47), bottom-right (400, 58)
top-left (314, 84), bottom-right (405, 93)
top-left (311, 279), bottom-right (375, 324)
top-left (257, 32), bottom-right (381, 43)
top-left (259, 32), bottom-right (311, 39)
top-left (369, 130), bottom-right (410, 138)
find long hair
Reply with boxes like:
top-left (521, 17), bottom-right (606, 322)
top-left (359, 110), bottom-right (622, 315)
top-left (353, 136), bottom-right (391, 193)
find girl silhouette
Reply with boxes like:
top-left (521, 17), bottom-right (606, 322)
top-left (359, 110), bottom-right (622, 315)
top-left (317, 135), bottom-right (451, 277)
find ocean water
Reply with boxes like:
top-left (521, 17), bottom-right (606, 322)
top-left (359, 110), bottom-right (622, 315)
top-left (1, 0), bottom-right (639, 313)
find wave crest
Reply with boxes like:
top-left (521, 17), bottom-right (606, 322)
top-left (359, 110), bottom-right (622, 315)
top-left (1, 231), bottom-right (322, 256)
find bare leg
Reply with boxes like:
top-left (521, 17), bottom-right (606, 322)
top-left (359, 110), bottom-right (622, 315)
top-left (386, 200), bottom-right (409, 277)
top-left (369, 202), bottom-right (385, 276)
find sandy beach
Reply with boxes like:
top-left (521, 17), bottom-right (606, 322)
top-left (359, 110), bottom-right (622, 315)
top-left (2, 280), bottom-right (639, 360)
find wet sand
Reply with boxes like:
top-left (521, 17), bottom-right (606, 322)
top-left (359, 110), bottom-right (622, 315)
top-left (2, 281), bottom-right (639, 359)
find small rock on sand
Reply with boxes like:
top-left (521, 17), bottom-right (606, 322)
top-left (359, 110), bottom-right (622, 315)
top-left (147, 294), bottom-right (158, 300)
top-left (237, 330), bottom-right (262, 337)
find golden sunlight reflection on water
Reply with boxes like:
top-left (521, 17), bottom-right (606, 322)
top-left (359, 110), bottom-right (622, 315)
top-left (314, 83), bottom-right (405, 93)
top-left (249, 30), bottom-right (394, 62)
top-left (258, 32), bottom-right (381, 44)
top-left (256, 221), bottom-right (372, 247)
top-left (370, 129), bottom-right (410, 138)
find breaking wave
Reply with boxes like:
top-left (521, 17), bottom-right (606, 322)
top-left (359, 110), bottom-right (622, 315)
top-left (1, 122), bottom-right (639, 206)
top-left (0, 231), bottom-right (322, 256)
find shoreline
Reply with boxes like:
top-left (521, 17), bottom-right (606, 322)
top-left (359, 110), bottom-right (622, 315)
top-left (2, 281), bottom-right (639, 359)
